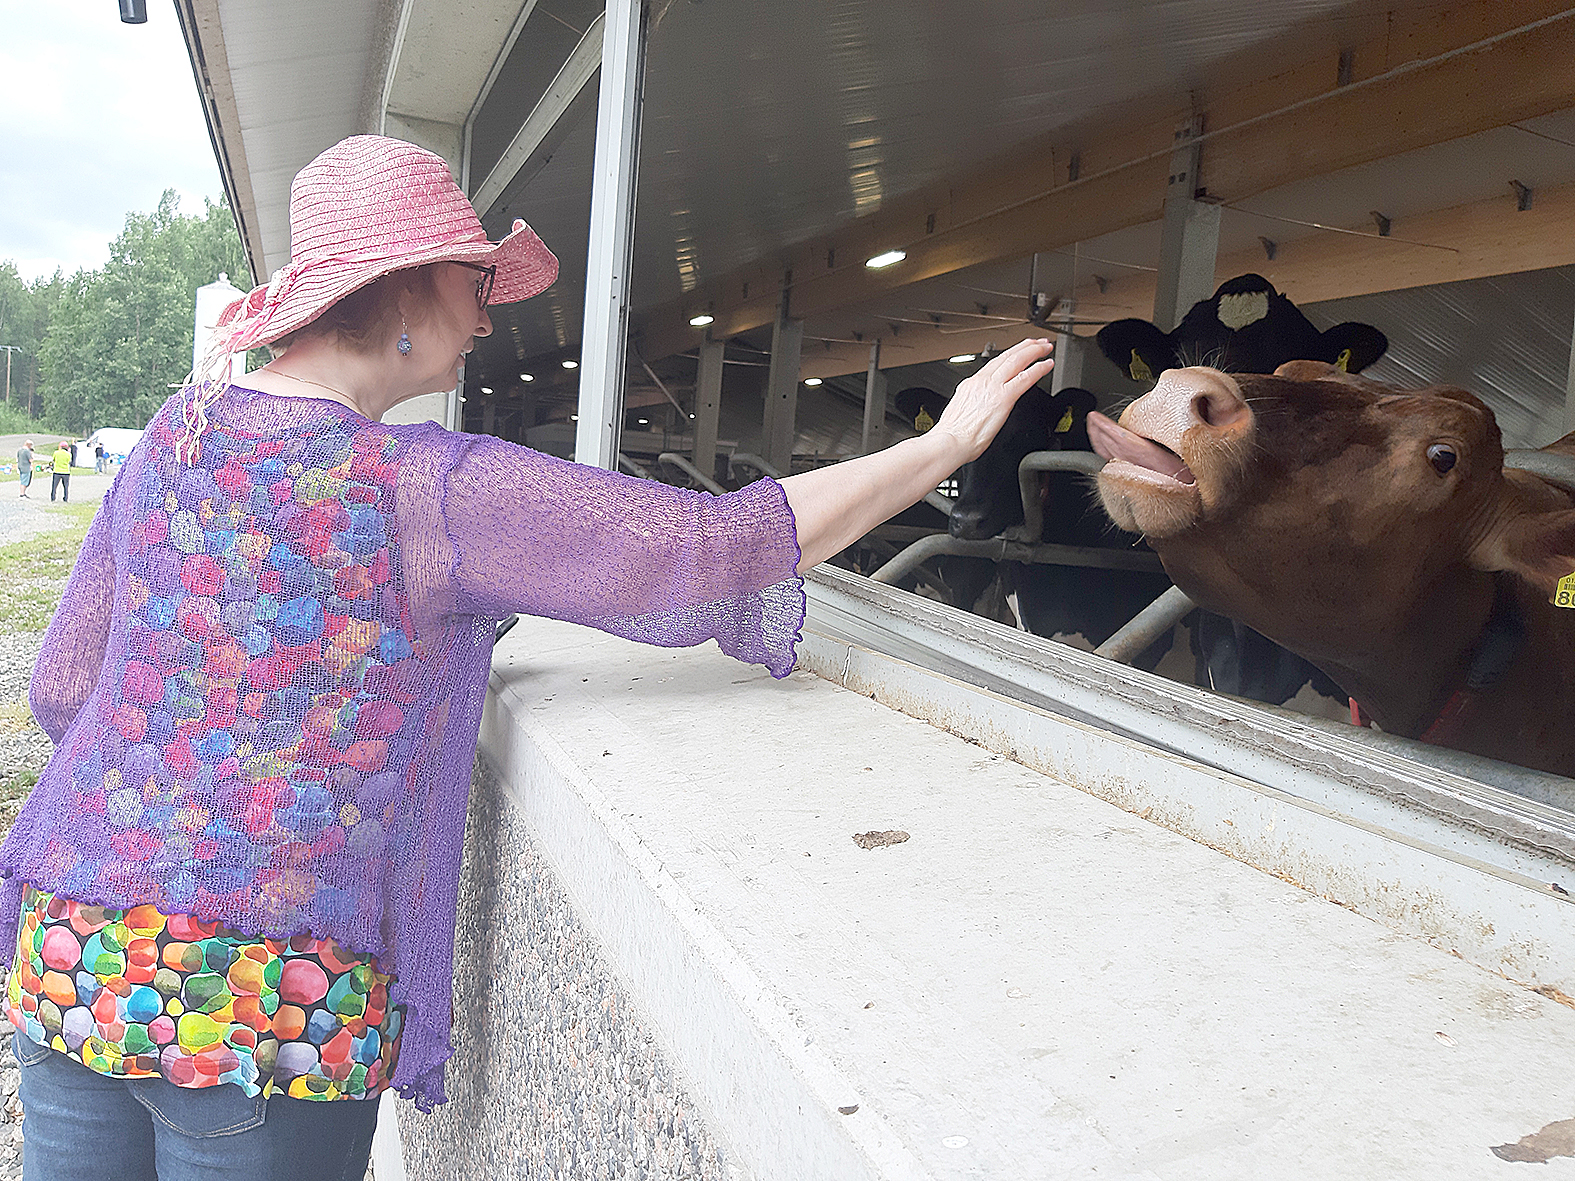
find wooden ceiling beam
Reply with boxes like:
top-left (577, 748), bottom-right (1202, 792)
top-left (633, 0), bottom-right (1575, 366)
top-left (791, 176), bottom-right (1575, 382)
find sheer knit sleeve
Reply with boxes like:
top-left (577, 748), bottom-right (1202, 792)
top-left (30, 492), bottom-right (117, 743)
top-left (438, 434), bottom-right (804, 677)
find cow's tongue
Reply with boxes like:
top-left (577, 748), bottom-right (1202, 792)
top-left (1086, 411), bottom-right (1196, 486)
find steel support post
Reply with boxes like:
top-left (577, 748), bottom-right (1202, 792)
top-left (1048, 298), bottom-right (1086, 394)
top-left (692, 334), bottom-right (723, 478)
top-left (480, 398), bottom-right (496, 436)
top-left (1565, 306), bottom-right (1575, 435)
top-left (574, 0), bottom-right (647, 470)
top-left (763, 307), bottom-right (803, 475)
top-left (860, 340), bottom-right (887, 455)
top-left (1152, 117), bottom-right (1220, 333)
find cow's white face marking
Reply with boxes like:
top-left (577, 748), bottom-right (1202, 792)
top-left (1217, 291), bottom-right (1269, 331)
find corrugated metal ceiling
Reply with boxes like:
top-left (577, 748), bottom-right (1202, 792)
top-left (1307, 266), bottom-right (1575, 450)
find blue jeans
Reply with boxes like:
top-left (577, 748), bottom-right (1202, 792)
top-left (14, 1033), bottom-right (379, 1181)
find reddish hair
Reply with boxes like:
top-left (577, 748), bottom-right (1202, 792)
top-left (271, 265), bottom-right (441, 356)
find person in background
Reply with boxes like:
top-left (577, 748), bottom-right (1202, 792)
top-left (0, 134), bottom-right (1054, 1179)
top-left (94, 443), bottom-right (106, 475)
top-left (48, 441), bottom-right (69, 503)
top-left (14, 440), bottom-right (31, 499)
top-left (68, 441), bottom-right (78, 469)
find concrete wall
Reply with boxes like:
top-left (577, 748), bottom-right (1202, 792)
top-left (394, 759), bottom-right (733, 1180)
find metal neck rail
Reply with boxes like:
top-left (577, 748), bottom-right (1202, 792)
top-left (867, 449), bottom-right (1195, 664)
top-left (656, 451), bottom-right (727, 495)
top-left (732, 451), bottom-right (958, 515)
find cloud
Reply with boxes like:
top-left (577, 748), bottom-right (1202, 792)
top-left (0, 0), bottom-right (225, 281)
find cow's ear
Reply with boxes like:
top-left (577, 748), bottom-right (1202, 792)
top-left (1274, 360), bottom-right (1393, 394)
top-left (894, 386), bottom-right (948, 433)
top-left (1095, 319), bottom-right (1173, 383)
top-left (1468, 473), bottom-right (1575, 598)
top-left (1320, 323), bottom-right (1388, 373)
top-left (1048, 387), bottom-right (1097, 433)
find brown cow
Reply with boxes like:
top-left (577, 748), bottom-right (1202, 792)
top-left (1086, 362), bottom-right (1575, 778)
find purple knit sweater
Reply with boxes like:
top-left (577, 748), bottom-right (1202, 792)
top-left (0, 386), bottom-right (804, 1107)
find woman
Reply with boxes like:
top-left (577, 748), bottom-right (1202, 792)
top-left (0, 136), bottom-right (1051, 1179)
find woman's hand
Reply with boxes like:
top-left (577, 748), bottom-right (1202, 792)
top-left (930, 337), bottom-right (1057, 463)
top-left (781, 337), bottom-right (1053, 571)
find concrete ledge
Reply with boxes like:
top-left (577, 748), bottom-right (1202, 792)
top-left (795, 631), bottom-right (1575, 996)
top-left (446, 615), bottom-right (1575, 1179)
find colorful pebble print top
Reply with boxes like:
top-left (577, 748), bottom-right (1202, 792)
top-left (8, 886), bottom-right (400, 1100)
top-left (0, 385), bottom-right (804, 1107)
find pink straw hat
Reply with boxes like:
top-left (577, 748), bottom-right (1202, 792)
top-left (214, 135), bottom-right (558, 354)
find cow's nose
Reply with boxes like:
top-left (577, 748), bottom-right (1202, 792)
top-left (949, 509), bottom-right (987, 539)
top-left (1190, 381), bottom-right (1251, 431)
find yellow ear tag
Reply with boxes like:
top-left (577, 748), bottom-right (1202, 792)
top-left (1129, 350), bottom-right (1153, 383)
top-left (914, 408), bottom-right (935, 433)
top-left (1335, 347), bottom-right (1353, 372)
top-left (1554, 571), bottom-right (1575, 609)
top-left (1054, 408), bottom-right (1075, 433)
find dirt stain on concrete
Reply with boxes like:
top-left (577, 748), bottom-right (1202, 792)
top-left (1492, 1118), bottom-right (1575, 1163)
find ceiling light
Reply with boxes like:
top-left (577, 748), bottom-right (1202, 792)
top-left (480, 386), bottom-right (494, 394)
top-left (803, 377), bottom-right (823, 386)
top-left (637, 418), bottom-right (649, 425)
top-left (865, 249), bottom-right (906, 269)
top-left (948, 354), bottom-right (976, 364)
top-left (562, 359), bottom-right (579, 369)
top-left (520, 373), bottom-right (533, 382)
top-left (689, 313), bottom-right (714, 327)
top-left (570, 414), bottom-right (579, 421)
top-left (688, 413), bottom-right (695, 419)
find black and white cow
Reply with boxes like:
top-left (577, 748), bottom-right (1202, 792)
top-left (1096, 273), bottom-right (1388, 385)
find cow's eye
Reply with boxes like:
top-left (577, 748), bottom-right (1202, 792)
top-left (1427, 444), bottom-right (1458, 475)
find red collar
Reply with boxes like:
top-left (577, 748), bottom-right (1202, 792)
top-left (1349, 574), bottom-right (1524, 748)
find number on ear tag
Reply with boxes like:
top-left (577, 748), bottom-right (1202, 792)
top-left (1054, 408), bottom-right (1075, 433)
top-left (1129, 350), bottom-right (1153, 383)
top-left (1554, 571), bottom-right (1575, 609)
top-left (914, 408), bottom-right (935, 433)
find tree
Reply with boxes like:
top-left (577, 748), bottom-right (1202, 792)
top-left (0, 262), bottom-right (62, 416)
top-left (37, 192), bottom-right (250, 432)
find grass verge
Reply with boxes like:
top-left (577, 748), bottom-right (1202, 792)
top-left (0, 501), bottom-right (98, 631)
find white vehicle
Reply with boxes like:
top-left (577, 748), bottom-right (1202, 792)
top-left (79, 427), bottom-right (145, 467)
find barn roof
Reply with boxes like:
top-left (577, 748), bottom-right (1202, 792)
top-left (176, 0), bottom-right (1575, 450)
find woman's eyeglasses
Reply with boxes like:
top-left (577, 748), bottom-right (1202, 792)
top-left (453, 262), bottom-right (497, 309)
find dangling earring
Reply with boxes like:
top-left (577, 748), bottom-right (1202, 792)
top-left (397, 319), bottom-right (412, 356)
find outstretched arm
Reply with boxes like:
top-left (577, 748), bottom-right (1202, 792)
top-left (780, 337), bottom-right (1054, 571)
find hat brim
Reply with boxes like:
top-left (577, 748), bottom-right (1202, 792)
top-left (217, 220), bottom-right (559, 353)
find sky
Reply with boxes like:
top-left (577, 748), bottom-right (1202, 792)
top-left (0, 0), bottom-right (225, 281)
